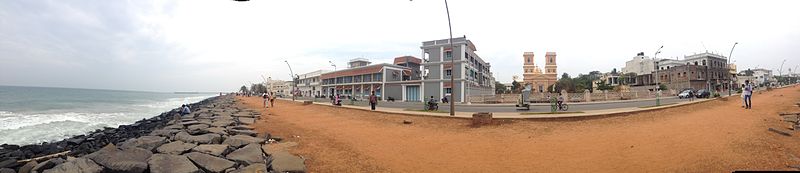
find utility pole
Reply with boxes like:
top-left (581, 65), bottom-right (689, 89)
top-left (727, 42), bottom-right (738, 96)
top-left (653, 45), bottom-right (663, 106)
top-left (285, 60), bottom-right (297, 101)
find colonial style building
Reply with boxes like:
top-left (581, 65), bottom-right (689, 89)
top-left (522, 52), bottom-right (558, 92)
top-left (656, 53), bottom-right (732, 92)
top-left (320, 57), bottom-right (424, 101)
top-left (297, 70), bottom-right (329, 97)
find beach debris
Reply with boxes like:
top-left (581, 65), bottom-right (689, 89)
top-left (403, 120), bottom-right (413, 124)
top-left (769, 128), bottom-right (792, 136)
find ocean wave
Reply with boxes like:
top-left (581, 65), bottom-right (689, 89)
top-left (133, 95), bottom-right (214, 109)
top-left (0, 111), bottom-right (120, 130)
top-left (0, 120), bottom-right (109, 145)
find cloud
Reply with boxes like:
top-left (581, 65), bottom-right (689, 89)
top-left (1, 0), bottom-right (799, 92)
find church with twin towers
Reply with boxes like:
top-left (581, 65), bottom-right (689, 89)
top-left (522, 52), bottom-right (558, 93)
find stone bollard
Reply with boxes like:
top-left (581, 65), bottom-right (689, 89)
top-left (302, 101), bottom-right (312, 105)
top-left (472, 112), bottom-right (493, 127)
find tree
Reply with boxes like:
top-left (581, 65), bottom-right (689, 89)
top-left (658, 84), bottom-right (668, 91)
top-left (610, 68), bottom-right (618, 75)
top-left (595, 80), bottom-right (614, 91)
top-left (495, 82), bottom-right (508, 94)
top-left (240, 85), bottom-right (249, 94)
top-left (554, 73), bottom-right (576, 93)
top-left (511, 80), bottom-right (522, 93)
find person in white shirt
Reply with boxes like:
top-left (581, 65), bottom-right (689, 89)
top-left (743, 80), bottom-right (753, 109)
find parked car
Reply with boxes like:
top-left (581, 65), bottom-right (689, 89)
top-left (695, 89), bottom-right (710, 98)
top-left (678, 90), bottom-right (693, 99)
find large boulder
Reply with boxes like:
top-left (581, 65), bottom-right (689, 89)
top-left (230, 163), bottom-right (267, 173)
top-left (225, 143), bottom-right (264, 166)
top-left (222, 135), bottom-right (265, 148)
top-left (174, 131), bottom-right (222, 144)
top-left (156, 141), bottom-right (197, 155)
top-left (206, 127), bottom-right (228, 136)
top-left (18, 161), bottom-right (37, 173)
top-left (85, 144), bottom-right (152, 173)
top-left (191, 144), bottom-right (230, 157)
top-left (149, 129), bottom-right (182, 137)
top-left (228, 129), bottom-right (257, 137)
top-left (32, 158), bottom-right (65, 172)
top-left (236, 117), bottom-right (255, 125)
top-left (187, 124), bottom-right (210, 135)
top-left (184, 152), bottom-right (236, 173)
top-left (270, 151), bottom-right (307, 173)
top-left (42, 158), bottom-right (103, 173)
top-left (0, 168), bottom-right (14, 173)
top-left (119, 136), bottom-right (167, 152)
top-left (147, 154), bottom-right (202, 173)
top-left (210, 120), bottom-right (234, 127)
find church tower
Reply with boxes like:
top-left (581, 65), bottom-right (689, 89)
top-left (545, 52), bottom-right (557, 74)
top-left (523, 52), bottom-right (539, 74)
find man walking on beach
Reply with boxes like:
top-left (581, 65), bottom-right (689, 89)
top-left (743, 80), bottom-right (753, 109)
top-left (270, 92), bottom-right (276, 108)
top-left (369, 91), bottom-right (378, 111)
top-left (268, 93), bottom-right (269, 109)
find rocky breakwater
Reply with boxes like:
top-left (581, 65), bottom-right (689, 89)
top-left (1, 95), bottom-right (306, 173)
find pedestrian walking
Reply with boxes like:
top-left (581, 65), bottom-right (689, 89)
top-left (743, 80), bottom-right (753, 109)
top-left (270, 92), bottom-right (276, 108)
top-left (369, 91), bottom-right (378, 110)
top-left (268, 93), bottom-right (269, 109)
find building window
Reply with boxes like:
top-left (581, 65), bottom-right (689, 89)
top-left (445, 51), bottom-right (452, 60)
top-left (445, 88), bottom-right (452, 94)
top-left (446, 69), bottom-right (452, 76)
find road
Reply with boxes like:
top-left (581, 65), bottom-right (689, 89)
top-left (297, 96), bottom-right (690, 112)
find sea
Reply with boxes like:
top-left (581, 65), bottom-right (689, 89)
top-left (0, 85), bottom-right (216, 145)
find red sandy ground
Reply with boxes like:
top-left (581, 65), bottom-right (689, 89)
top-left (241, 85), bottom-right (800, 172)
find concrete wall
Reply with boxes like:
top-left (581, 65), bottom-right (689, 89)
top-left (423, 81), bottom-right (440, 100)
top-left (384, 84), bottom-right (403, 101)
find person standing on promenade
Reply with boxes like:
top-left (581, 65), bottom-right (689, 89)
top-left (369, 91), bottom-right (378, 110)
top-left (743, 80), bottom-right (753, 109)
top-left (270, 92), bottom-right (276, 108)
top-left (741, 84), bottom-right (746, 108)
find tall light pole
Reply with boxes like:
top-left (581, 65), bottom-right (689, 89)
top-left (779, 59), bottom-right (787, 85)
top-left (328, 61), bottom-right (337, 71)
top-left (410, 0), bottom-right (455, 116)
top-left (653, 45), bottom-right (663, 106)
top-left (444, 0), bottom-right (455, 116)
top-left (285, 60), bottom-right (297, 101)
top-left (727, 42), bottom-right (738, 96)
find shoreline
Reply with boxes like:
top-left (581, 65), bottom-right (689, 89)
top-left (0, 95), bottom-right (220, 167)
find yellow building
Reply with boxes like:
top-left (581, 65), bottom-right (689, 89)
top-left (522, 52), bottom-right (558, 92)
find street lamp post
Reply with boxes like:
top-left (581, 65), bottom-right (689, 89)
top-left (445, 0), bottom-right (455, 116)
top-left (779, 59), bottom-right (787, 85)
top-left (410, 0), bottom-right (455, 116)
top-left (285, 60), bottom-right (297, 101)
top-left (328, 61), bottom-right (337, 71)
top-left (727, 42), bottom-right (738, 96)
top-left (653, 46), bottom-right (663, 106)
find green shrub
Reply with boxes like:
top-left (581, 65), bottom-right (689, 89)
top-left (713, 93), bottom-right (720, 98)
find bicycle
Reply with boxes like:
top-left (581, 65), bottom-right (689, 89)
top-left (558, 103), bottom-right (569, 111)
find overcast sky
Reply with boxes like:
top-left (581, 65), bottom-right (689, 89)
top-left (1, 0), bottom-right (799, 92)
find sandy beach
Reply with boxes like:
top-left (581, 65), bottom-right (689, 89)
top-left (242, 85), bottom-right (800, 172)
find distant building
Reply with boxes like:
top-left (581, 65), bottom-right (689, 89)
top-left (297, 70), bottom-right (329, 97)
top-left (656, 53), bottom-right (732, 91)
top-left (420, 36), bottom-right (496, 103)
top-left (522, 52), bottom-right (558, 92)
top-left (320, 57), bottom-right (423, 101)
top-left (621, 52), bottom-right (656, 75)
top-left (266, 79), bottom-right (291, 97)
top-left (751, 68), bottom-right (774, 86)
